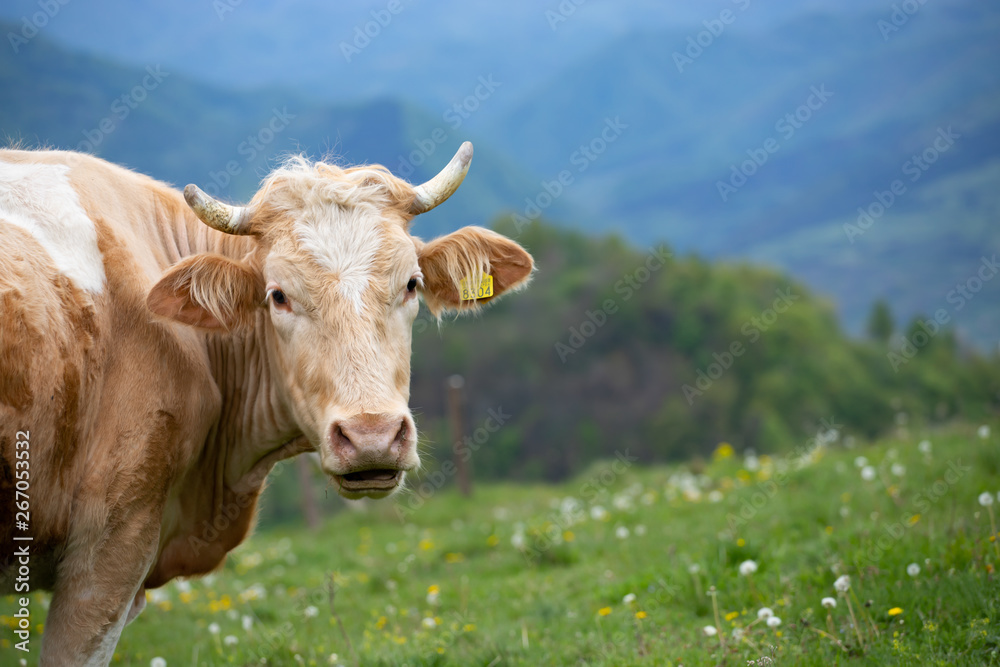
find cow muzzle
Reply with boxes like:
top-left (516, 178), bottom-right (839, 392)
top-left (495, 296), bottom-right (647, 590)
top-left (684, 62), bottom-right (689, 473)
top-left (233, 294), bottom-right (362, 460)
top-left (324, 412), bottom-right (418, 499)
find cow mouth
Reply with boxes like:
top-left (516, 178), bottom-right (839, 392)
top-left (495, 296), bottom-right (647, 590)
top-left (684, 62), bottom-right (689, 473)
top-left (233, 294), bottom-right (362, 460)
top-left (333, 469), bottom-right (403, 497)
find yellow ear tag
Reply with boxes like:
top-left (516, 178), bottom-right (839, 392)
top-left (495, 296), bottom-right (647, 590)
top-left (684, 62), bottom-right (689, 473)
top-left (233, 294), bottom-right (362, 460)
top-left (459, 274), bottom-right (494, 301)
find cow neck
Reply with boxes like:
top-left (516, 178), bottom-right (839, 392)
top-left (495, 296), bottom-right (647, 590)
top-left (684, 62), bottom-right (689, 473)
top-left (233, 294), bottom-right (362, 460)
top-left (203, 308), bottom-right (310, 498)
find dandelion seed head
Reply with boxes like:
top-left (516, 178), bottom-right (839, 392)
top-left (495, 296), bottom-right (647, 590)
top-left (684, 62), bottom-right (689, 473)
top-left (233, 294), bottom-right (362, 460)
top-left (821, 597), bottom-right (837, 609)
top-left (766, 616), bottom-right (782, 627)
top-left (834, 575), bottom-right (851, 593)
top-left (739, 559), bottom-right (758, 576)
top-left (906, 563), bottom-right (920, 577)
top-left (703, 625), bottom-right (718, 636)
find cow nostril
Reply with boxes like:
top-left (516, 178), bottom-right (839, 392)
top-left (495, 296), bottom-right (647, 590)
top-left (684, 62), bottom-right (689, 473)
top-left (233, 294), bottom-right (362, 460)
top-left (330, 423), bottom-right (355, 457)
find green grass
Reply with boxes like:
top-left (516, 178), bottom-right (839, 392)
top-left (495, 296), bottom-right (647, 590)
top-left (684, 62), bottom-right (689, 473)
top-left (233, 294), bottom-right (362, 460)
top-left (4, 423), bottom-right (1000, 665)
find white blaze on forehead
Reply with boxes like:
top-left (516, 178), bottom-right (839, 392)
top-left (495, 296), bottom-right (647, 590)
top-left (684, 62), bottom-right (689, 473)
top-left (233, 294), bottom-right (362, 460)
top-left (0, 160), bottom-right (106, 293)
top-left (295, 208), bottom-right (384, 313)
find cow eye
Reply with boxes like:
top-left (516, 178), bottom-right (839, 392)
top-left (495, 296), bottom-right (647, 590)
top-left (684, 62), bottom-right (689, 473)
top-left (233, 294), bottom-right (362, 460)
top-left (406, 278), bottom-right (418, 293)
top-left (267, 288), bottom-right (292, 312)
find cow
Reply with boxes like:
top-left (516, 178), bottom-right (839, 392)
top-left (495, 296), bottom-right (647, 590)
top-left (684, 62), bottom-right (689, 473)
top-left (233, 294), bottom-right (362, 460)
top-left (0, 142), bottom-right (533, 664)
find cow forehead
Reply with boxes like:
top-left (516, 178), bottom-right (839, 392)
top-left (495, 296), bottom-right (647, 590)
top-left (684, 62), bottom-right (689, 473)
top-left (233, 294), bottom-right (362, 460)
top-left (289, 205), bottom-right (415, 313)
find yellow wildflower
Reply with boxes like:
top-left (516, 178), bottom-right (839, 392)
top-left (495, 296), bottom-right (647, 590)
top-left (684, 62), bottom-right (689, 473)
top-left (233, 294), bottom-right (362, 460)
top-left (714, 443), bottom-right (735, 460)
top-left (598, 607), bottom-right (612, 617)
top-left (888, 607), bottom-right (903, 616)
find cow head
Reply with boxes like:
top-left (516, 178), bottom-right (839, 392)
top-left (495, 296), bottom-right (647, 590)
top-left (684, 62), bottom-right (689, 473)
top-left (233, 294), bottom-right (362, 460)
top-left (147, 143), bottom-right (532, 499)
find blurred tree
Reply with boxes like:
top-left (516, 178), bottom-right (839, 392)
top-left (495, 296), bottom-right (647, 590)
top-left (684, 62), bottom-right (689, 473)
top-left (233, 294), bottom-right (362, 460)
top-left (866, 299), bottom-right (895, 344)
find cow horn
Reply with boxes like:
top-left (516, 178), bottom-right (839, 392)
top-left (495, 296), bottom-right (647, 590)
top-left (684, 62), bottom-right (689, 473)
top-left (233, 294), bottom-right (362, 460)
top-left (184, 184), bottom-right (254, 235)
top-left (410, 141), bottom-right (473, 215)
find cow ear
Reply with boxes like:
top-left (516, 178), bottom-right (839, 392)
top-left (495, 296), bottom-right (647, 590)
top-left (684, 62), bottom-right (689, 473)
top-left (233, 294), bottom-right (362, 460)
top-left (417, 226), bottom-right (533, 316)
top-left (147, 253), bottom-right (263, 332)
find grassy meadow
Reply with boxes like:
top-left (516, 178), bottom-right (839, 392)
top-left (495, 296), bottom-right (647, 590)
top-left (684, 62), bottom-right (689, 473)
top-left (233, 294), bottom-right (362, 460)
top-left (3, 423), bottom-right (1000, 666)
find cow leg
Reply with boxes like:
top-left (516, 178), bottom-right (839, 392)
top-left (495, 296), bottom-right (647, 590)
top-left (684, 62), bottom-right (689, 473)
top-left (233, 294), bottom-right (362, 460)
top-left (39, 517), bottom-right (158, 666)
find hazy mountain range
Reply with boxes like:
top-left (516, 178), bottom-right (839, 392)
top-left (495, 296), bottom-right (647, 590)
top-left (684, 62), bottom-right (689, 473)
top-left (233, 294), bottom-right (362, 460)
top-left (1, 0), bottom-right (997, 347)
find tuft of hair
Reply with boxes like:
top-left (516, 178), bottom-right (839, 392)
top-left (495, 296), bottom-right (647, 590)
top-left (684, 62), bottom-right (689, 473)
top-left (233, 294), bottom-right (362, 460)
top-left (248, 155), bottom-right (416, 235)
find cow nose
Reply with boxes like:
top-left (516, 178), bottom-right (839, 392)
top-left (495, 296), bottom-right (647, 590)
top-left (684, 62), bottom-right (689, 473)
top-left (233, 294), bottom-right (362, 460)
top-left (329, 412), bottom-right (414, 469)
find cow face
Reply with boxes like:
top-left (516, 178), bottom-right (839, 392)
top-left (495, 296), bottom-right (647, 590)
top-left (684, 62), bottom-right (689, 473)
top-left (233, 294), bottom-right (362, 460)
top-left (147, 144), bottom-right (532, 499)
